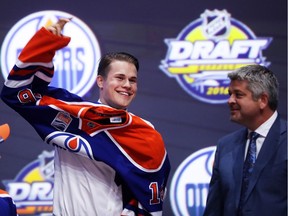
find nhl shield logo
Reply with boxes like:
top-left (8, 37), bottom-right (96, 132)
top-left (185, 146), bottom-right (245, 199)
top-left (201, 9), bottom-right (231, 40)
top-left (159, 9), bottom-right (271, 104)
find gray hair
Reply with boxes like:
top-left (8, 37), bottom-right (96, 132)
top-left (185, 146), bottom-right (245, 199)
top-left (228, 64), bottom-right (279, 110)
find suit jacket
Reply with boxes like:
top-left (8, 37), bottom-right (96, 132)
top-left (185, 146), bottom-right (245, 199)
top-left (203, 116), bottom-right (287, 216)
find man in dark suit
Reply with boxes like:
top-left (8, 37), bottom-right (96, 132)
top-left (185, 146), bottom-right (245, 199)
top-left (203, 64), bottom-right (287, 216)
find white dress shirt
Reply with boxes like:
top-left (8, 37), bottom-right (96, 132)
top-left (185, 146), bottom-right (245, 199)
top-left (245, 111), bottom-right (278, 159)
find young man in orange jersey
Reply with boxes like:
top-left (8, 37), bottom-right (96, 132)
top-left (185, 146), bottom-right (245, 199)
top-left (1, 18), bottom-right (170, 216)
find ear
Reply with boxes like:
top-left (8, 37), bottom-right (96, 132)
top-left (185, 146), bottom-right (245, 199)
top-left (259, 93), bottom-right (269, 109)
top-left (96, 75), bottom-right (104, 89)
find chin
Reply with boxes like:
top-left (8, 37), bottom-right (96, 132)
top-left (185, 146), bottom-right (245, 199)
top-left (121, 101), bottom-right (132, 108)
top-left (230, 117), bottom-right (244, 126)
top-left (118, 104), bottom-right (129, 110)
top-left (230, 115), bottom-right (239, 122)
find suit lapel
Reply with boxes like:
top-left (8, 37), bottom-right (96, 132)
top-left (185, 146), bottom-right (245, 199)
top-left (244, 117), bottom-right (281, 201)
top-left (233, 129), bottom-right (248, 206)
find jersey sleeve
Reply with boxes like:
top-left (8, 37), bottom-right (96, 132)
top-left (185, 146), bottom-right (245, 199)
top-left (1, 26), bottom-right (171, 215)
top-left (1, 27), bottom-right (75, 139)
top-left (0, 189), bottom-right (17, 216)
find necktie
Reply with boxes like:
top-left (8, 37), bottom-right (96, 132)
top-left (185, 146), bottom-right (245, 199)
top-left (239, 132), bottom-right (260, 211)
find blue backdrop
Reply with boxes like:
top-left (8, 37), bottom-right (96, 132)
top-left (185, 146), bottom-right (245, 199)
top-left (0, 1), bottom-right (286, 215)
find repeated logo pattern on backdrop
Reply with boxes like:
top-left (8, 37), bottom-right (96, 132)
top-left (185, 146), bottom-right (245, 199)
top-left (0, 8), bottom-right (276, 216)
top-left (1, 10), bottom-right (102, 215)
top-left (1, 10), bottom-right (101, 97)
top-left (170, 146), bottom-right (216, 216)
top-left (3, 151), bottom-right (54, 215)
top-left (159, 9), bottom-right (272, 104)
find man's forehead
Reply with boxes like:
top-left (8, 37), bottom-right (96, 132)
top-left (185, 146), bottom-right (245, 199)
top-left (229, 80), bottom-right (249, 90)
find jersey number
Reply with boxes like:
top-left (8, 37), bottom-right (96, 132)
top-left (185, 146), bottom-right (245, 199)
top-left (18, 89), bottom-right (36, 103)
top-left (149, 182), bottom-right (161, 205)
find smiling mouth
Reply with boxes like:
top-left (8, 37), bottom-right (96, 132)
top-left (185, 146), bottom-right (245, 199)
top-left (118, 91), bottom-right (132, 96)
top-left (229, 106), bottom-right (238, 110)
top-left (230, 108), bottom-right (240, 115)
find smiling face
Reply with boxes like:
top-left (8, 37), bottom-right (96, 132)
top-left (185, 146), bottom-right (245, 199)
top-left (97, 60), bottom-right (138, 109)
top-left (227, 80), bottom-right (266, 130)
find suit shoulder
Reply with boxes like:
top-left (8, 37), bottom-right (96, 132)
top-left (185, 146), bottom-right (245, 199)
top-left (218, 128), bottom-right (247, 143)
top-left (280, 119), bottom-right (287, 132)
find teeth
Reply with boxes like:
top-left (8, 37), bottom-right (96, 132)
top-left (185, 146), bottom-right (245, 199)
top-left (119, 92), bottom-right (129, 96)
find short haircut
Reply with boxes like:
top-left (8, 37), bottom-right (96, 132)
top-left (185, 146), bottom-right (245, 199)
top-left (228, 64), bottom-right (279, 110)
top-left (97, 52), bottom-right (139, 78)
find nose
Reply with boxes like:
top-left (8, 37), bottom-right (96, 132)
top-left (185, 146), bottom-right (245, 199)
top-left (122, 79), bottom-right (131, 88)
top-left (227, 94), bottom-right (235, 105)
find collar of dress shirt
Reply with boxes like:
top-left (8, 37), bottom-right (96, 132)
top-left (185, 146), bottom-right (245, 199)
top-left (249, 111), bottom-right (278, 138)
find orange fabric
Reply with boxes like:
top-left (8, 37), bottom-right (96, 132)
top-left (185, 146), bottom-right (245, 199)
top-left (0, 189), bottom-right (9, 195)
top-left (110, 116), bottom-right (166, 169)
top-left (39, 95), bottom-right (166, 169)
top-left (18, 27), bottom-right (70, 63)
